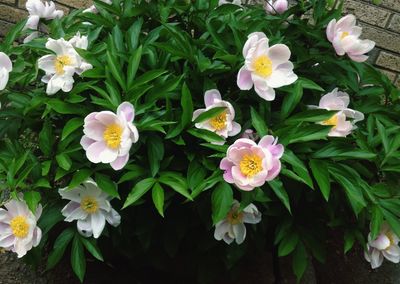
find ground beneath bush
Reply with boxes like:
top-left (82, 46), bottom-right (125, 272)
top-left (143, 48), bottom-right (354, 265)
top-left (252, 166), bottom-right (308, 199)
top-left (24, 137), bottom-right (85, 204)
top-left (1, 242), bottom-right (399, 284)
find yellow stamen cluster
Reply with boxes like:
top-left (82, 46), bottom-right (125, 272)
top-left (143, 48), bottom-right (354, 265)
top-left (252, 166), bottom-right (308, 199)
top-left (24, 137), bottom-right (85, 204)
top-left (10, 216), bottom-right (30, 239)
top-left (322, 114), bottom-right (339, 127)
top-left (252, 55), bottom-right (273, 77)
top-left (227, 210), bottom-right (244, 225)
top-left (54, 55), bottom-right (72, 75)
top-left (210, 110), bottom-right (228, 131)
top-left (340, 31), bottom-right (350, 40)
top-left (239, 154), bottom-right (263, 177)
top-left (80, 196), bottom-right (99, 214)
top-left (103, 123), bottom-right (123, 149)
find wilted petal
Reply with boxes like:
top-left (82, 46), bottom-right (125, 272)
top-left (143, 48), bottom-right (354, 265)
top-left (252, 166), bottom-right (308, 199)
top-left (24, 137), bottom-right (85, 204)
top-left (233, 223), bottom-right (246, 244)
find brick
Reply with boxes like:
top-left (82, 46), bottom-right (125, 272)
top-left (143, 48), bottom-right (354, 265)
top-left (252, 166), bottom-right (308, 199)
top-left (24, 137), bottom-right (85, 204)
top-left (0, 0), bottom-right (16, 4)
top-left (55, 0), bottom-right (92, 9)
top-left (388, 14), bottom-right (400, 34)
top-left (395, 77), bottom-right (400, 88)
top-left (380, 0), bottom-right (400, 13)
top-left (376, 51), bottom-right (400, 72)
top-left (377, 68), bottom-right (397, 82)
top-left (344, 0), bottom-right (391, 28)
top-left (0, 19), bottom-right (13, 37)
top-left (0, 5), bottom-right (27, 23)
top-left (360, 23), bottom-right (400, 54)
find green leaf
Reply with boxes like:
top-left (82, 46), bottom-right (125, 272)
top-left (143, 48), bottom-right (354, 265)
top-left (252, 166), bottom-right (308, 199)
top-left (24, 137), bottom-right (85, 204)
top-left (281, 81), bottom-right (303, 119)
top-left (56, 154), bottom-right (72, 171)
top-left (159, 172), bottom-right (192, 200)
top-left (344, 230), bottom-right (355, 254)
top-left (47, 227), bottom-right (75, 270)
top-left (269, 180), bottom-right (291, 213)
top-left (61, 118), bottom-right (83, 141)
top-left (211, 182), bottom-right (233, 224)
top-left (38, 206), bottom-right (64, 235)
top-left (127, 45), bottom-right (142, 89)
top-left (187, 128), bottom-right (225, 143)
top-left (147, 134), bottom-right (164, 177)
top-left (250, 107), bottom-right (268, 136)
top-left (69, 169), bottom-right (92, 189)
top-left (193, 107), bottom-right (226, 124)
top-left (39, 120), bottom-right (54, 156)
top-left (95, 173), bottom-right (119, 199)
top-left (370, 205), bottom-right (383, 240)
top-left (382, 208), bottom-right (400, 238)
top-left (187, 160), bottom-right (207, 191)
top-left (309, 160), bottom-right (331, 201)
top-left (285, 109), bottom-right (339, 124)
top-left (299, 77), bottom-right (325, 91)
top-left (282, 150), bottom-right (313, 189)
top-left (106, 51), bottom-right (126, 91)
top-left (181, 83), bottom-right (193, 127)
top-left (376, 118), bottom-right (389, 153)
top-left (292, 242), bottom-right (308, 281)
top-left (285, 125), bottom-right (330, 145)
top-left (312, 144), bottom-right (376, 160)
top-left (71, 235), bottom-right (86, 283)
top-left (278, 232), bottom-right (299, 257)
top-left (152, 182), bottom-right (165, 217)
top-left (123, 178), bottom-right (155, 208)
top-left (81, 238), bottom-right (104, 261)
top-left (23, 191), bottom-right (41, 213)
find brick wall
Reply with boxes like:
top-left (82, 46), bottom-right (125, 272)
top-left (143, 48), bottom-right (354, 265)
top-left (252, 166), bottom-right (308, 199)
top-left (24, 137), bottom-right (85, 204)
top-left (0, 0), bottom-right (399, 87)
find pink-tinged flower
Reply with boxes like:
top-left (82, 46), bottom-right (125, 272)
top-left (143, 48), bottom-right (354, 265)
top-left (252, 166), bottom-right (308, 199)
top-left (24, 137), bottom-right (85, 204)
top-left (192, 89), bottom-right (241, 144)
top-left (0, 198), bottom-right (42, 258)
top-left (220, 135), bottom-right (283, 191)
top-left (326, 14), bottom-right (375, 62)
top-left (81, 102), bottom-right (139, 170)
top-left (59, 179), bottom-right (121, 238)
top-left (241, 129), bottom-right (259, 141)
top-left (214, 200), bottom-right (261, 245)
top-left (0, 52), bottom-right (12, 91)
top-left (83, 0), bottom-right (112, 14)
top-left (266, 0), bottom-right (288, 14)
top-left (218, 0), bottom-right (242, 5)
top-left (237, 32), bottom-right (297, 101)
top-left (309, 88), bottom-right (364, 137)
top-left (365, 223), bottom-right (400, 269)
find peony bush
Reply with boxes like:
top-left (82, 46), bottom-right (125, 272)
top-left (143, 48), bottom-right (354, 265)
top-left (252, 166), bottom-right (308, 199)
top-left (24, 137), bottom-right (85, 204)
top-left (0, 0), bottom-right (400, 282)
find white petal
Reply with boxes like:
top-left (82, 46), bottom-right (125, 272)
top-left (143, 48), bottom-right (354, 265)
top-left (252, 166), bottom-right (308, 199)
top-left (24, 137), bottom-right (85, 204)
top-left (233, 223), bottom-right (246, 244)
top-left (91, 212), bottom-right (106, 238)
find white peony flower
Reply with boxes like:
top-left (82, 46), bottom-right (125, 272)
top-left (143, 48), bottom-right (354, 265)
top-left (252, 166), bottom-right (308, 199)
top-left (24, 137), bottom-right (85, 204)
top-left (38, 36), bottom-right (92, 95)
top-left (214, 200), bottom-right (261, 244)
top-left (0, 52), bottom-right (12, 91)
top-left (59, 179), bottom-right (121, 239)
top-left (308, 88), bottom-right (364, 137)
top-left (365, 223), bottom-right (400, 269)
top-left (23, 0), bottom-right (64, 43)
top-left (237, 32), bottom-right (298, 101)
top-left (83, 0), bottom-right (112, 14)
top-left (192, 89), bottom-right (241, 144)
top-left (0, 199), bottom-right (42, 258)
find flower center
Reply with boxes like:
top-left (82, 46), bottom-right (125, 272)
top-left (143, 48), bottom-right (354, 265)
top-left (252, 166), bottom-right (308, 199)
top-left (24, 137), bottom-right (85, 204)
top-left (227, 210), bottom-right (244, 225)
top-left (252, 55), bottom-right (273, 77)
top-left (210, 110), bottom-right (228, 131)
top-left (103, 123), bottom-right (123, 149)
top-left (10, 216), bottom-right (30, 239)
top-left (54, 55), bottom-right (72, 75)
top-left (80, 196), bottom-right (99, 214)
top-left (322, 114), bottom-right (338, 127)
top-left (239, 154), bottom-right (263, 177)
top-left (340, 31), bottom-right (350, 40)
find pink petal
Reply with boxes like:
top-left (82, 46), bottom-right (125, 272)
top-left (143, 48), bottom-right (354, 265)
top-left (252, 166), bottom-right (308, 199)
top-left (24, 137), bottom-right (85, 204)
top-left (117, 102), bottom-right (135, 122)
top-left (348, 53), bottom-right (369, 62)
top-left (326, 19), bottom-right (337, 42)
top-left (204, 89), bottom-right (222, 107)
top-left (83, 120), bottom-right (106, 141)
top-left (237, 66), bottom-right (253, 90)
top-left (86, 141), bottom-right (107, 163)
top-left (80, 135), bottom-right (95, 151)
top-left (192, 109), bottom-right (205, 121)
top-left (0, 52), bottom-right (12, 72)
top-left (110, 154), bottom-right (129, 170)
top-left (265, 159), bottom-right (281, 181)
top-left (95, 111), bottom-right (119, 126)
top-left (274, 0), bottom-right (288, 14)
top-left (268, 44), bottom-right (291, 67)
top-left (336, 14), bottom-right (356, 32)
top-left (228, 122), bottom-right (241, 136)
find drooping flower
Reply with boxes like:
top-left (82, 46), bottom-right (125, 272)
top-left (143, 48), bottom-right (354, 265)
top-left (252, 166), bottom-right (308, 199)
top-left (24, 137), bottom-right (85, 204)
top-left (237, 32), bottom-right (297, 101)
top-left (218, 0), bottom-right (242, 5)
top-left (0, 52), bottom-right (12, 91)
top-left (0, 198), bottom-right (42, 258)
top-left (38, 36), bottom-right (92, 95)
top-left (364, 223), bottom-right (400, 269)
top-left (265, 0), bottom-right (288, 14)
top-left (214, 200), bottom-right (261, 245)
top-left (220, 135), bottom-right (283, 191)
top-left (59, 179), bottom-right (121, 239)
top-left (23, 0), bottom-right (63, 43)
top-left (309, 88), bottom-right (364, 137)
top-left (326, 14), bottom-right (375, 62)
top-left (81, 102), bottom-right (139, 171)
top-left (83, 0), bottom-right (112, 14)
top-left (192, 89), bottom-right (241, 144)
